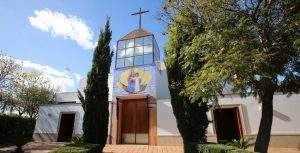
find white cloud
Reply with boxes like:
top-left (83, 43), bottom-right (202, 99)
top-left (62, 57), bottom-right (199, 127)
top-left (74, 73), bottom-right (82, 82)
top-left (29, 8), bottom-right (95, 50)
top-left (15, 59), bottom-right (81, 92)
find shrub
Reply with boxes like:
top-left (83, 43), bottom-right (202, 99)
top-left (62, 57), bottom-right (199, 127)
top-left (227, 137), bottom-right (254, 149)
top-left (69, 136), bottom-right (84, 145)
top-left (198, 144), bottom-right (253, 153)
top-left (0, 114), bottom-right (36, 152)
top-left (51, 144), bottom-right (101, 153)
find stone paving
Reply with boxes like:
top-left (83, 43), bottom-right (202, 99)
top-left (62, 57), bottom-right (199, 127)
top-left (1, 142), bottom-right (299, 153)
top-left (0, 142), bottom-right (65, 153)
top-left (103, 145), bottom-right (300, 153)
top-left (103, 145), bottom-right (183, 153)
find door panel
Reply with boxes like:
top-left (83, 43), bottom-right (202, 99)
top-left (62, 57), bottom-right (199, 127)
top-left (122, 101), bottom-right (136, 134)
top-left (121, 99), bottom-right (148, 144)
top-left (136, 101), bottom-right (148, 133)
top-left (136, 133), bottom-right (148, 144)
top-left (122, 133), bottom-right (135, 144)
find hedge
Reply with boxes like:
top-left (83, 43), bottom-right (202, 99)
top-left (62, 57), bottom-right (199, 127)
top-left (50, 144), bottom-right (101, 153)
top-left (198, 144), bottom-right (253, 153)
top-left (0, 114), bottom-right (36, 144)
top-left (0, 113), bottom-right (36, 152)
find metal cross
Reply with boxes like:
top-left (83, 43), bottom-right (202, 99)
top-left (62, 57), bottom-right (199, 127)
top-left (131, 8), bottom-right (149, 29)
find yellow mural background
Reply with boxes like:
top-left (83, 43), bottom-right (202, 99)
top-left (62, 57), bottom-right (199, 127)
top-left (117, 67), bottom-right (152, 90)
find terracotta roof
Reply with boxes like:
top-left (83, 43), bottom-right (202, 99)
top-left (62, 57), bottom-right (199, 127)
top-left (119, 28), bottom-right (152, 41)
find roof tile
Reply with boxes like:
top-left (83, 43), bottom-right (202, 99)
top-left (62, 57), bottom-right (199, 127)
top-left (119, 28), bottom-right (152, 40)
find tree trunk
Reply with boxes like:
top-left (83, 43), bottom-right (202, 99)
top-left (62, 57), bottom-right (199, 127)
top-left (254, 89), bottom-right (275, 153)
top-left (183, 141), bottom-right (199, 153)
top-left (171, 97), bottom-right (208, 153)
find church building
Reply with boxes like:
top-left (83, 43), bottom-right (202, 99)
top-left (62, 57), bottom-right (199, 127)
top-left (33, 10), bottom-right (300, 148)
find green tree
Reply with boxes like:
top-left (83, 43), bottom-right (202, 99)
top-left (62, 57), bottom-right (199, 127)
top-left (78, 18), bottom-right (112, 151)
top-left (161, 1), bottom-right (209, 152)
top-left (11, 72), bottom-right (56, 118)
top-left (0, 53), bottom-right (20, 112)
top-left (179, 0), bottom-right (299, 152)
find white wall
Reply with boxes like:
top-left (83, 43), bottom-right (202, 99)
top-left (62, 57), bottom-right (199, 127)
top-left (157, 94), bottom-right (300, 136)
top-left (55, 92), bottom-right (80, 103)
top-left (218, 94), bottom-right (300, 135)
top-left (34, 102), bottom-right (114, 135)
top-left (157, 99), bottom-right (214, 136)
top-left (34, 104), bottom-right (84, 135)
top-left (157, 99), bottom-right (180, 136)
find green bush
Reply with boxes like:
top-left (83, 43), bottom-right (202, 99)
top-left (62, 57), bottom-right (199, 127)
top-left (0, 113), bottom-right (36, 151)
top-left (198, 144), bottom-right (253, 153)
top-left (51, 144), bottom-right (101, 153)
top-left (69, 136), bottom-right (84, 145)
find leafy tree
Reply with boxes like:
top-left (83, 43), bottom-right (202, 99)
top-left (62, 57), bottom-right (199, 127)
top-left (177, 0), bottom-right (299, 152)
top-left (161, 1), bottom-right (209, 153)
top-left (0, 53), bottom-right (20, 112)
top-left (11, 72), bottom-right (56, 118)
top-left (78, 18), bottom-right (112, 151)
top-left (0, 54), bottom-right (56, 117)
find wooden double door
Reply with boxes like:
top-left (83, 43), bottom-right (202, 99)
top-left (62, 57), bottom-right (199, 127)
top-left (120, 99), bottom-right (149, 144)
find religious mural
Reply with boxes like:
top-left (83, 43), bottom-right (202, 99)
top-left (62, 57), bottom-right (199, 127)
top-left (117, 67), bottom-right (152, 94)
top-left (113, 66), bottom-right (156, 97)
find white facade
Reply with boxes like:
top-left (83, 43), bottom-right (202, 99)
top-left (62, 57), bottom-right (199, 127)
top-left (156, 94), bottom-right (300, 137)
top-left (34, 104), bottom-right (84, 136)
top-left (33, 28), bottom-right (300, 147)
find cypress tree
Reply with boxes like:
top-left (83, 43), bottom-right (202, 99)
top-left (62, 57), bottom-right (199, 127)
top-left (78, 18), bottom-right (112, 151)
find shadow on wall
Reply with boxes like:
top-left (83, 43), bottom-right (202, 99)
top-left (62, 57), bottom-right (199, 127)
top-left (33, 133), bottom-right (57, 142)
top-left (157, 101), bottom-right (180, 135)
top-left (35, 107), bottom-right (62, 133)
top-left (274, 109), bottom-right (291, 122)
top-left (240, 104), bottom-right (252, 134)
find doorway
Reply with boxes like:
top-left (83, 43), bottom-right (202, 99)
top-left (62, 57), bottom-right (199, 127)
top-left (57, 113), bottom-right (75, 142)
top-left (120, 99), bottom-right (149, 144)
top-left (213, 107), bottom-right (243, 143)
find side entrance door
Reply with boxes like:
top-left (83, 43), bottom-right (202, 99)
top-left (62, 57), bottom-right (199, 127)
top-left (57, 113), bottom-right (75, 142)
top-left (121, 99), bottom-right (149, 144)
top-left (213, 107), bottom-right (243, 143)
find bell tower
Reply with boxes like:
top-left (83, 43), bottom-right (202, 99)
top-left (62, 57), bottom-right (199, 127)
top-left (113, 8), bottom-right (160, 97)
top-left (111, 8), bottom-right (159, 146)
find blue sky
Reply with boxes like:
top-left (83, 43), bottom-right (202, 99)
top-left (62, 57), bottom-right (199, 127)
top-left (0, 0), bottom-right (166, 92)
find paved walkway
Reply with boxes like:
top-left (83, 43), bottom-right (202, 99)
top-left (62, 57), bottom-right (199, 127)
top-left (103, 145), bottom-right (300, 153)
top-left (103, 145), bottom-right (182, 153)
top-left (0, 142), bottom-right (65, 153)
top-left (1, 142), bottom-right (299, 153)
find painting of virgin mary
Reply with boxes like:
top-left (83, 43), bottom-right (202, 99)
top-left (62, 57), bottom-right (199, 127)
top-left (117, 67), bottom-right (151, 94)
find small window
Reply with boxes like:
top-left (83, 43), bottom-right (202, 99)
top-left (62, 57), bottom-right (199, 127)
top-left (144, 54), bottom-right (153, 64)
top-left (135, 46), bottom-right (143, 55)
top-left (117, 49), bottom-right (125, 58)
top-left (135, 37), bottom-right (143, 47)
top-left (144, 36), bottom-right (152, 45)
top-left (134, 55), bottom-right (143, 65)
top-left (116, 59), bottom-right (124, 68)
top-left (125, 57), bottom-right (133, 67)
top-left (118, 41), bottom-right (126, 49)
top-left (126, 39), bottom-right (134, 48)
top-left (144, 45), bottom-right (153, 54)
top-left (126, 48), bottom-right (134, 57)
